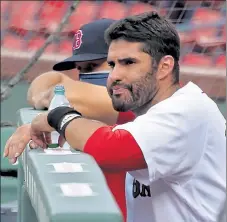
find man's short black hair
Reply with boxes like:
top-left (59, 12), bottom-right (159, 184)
top-left (105, 11), bottom-right (180, 83)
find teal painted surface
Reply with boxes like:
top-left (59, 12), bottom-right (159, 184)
top-left (1, 177), bottom-right (18, 203)
top-left (1, 82), bottom-right (30, 125)
top-left (215, 99), bottom-right (226, 119)
top-left (1, 127), bottom-right (17, 170)
top-left (1, 127), bottom-right (18, 204)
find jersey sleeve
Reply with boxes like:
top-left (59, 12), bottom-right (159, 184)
top-left (83, 126), bottom-right (147, 171)
top-left (113, 96), bottom-right (208, 185)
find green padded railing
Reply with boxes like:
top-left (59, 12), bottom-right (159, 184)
top-left (17, 108), bottom-right (123, 222)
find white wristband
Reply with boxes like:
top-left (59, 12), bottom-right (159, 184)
top-left (60, 113), bottom-right (81, 131)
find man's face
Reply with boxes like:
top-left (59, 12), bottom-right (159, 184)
top-left (106, 39), bottom-right (159, 112)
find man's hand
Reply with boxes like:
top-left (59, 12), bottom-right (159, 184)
top-left (3, 111), bottom-right (67, 164)
top-left (31, 108), bottom-right (107, 151)
top-left (27, 71), bottom-right (63, 110)
top-left (31, 88), bottom-right (54, 110)
top-left (3, 124), bottom-right (38, 164)
top-left (30, 112), bottom-right (54, 148)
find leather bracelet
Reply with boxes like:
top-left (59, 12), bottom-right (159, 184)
top-left (47, 107), bottom-right (82, 136)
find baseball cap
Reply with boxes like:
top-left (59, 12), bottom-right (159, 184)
top-left (53, 18), bottom-right (116, 71)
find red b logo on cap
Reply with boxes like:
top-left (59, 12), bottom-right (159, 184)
top-left (72, 30), bottom-right (83, 50)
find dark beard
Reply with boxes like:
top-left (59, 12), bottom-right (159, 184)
top-left (109, 70), bottom-right (159, 114)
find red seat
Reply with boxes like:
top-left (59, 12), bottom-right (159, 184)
top-left (27, 36), bottom-right (58, 53)
top-left (178, 31), bottom-right (195, 43)
top-left (2, 34), bottom-right (26, 50)
top-left (63, 1), bottom-right (99, 33)
top-left (1, 1), bottom-right (10, 15)
top-left (215, 55), bottom-right (226, 68)
top-left (9, 1), bottom-right (40, 31)
top-left (128, 3), bottom-right (154, 16)
top-left (59, 40), bottom-right (73, 55)
top-left (191, 8), bottom-right (222, 41)
top-left (98, 1), bottom-right (128, 20)
top-left (191, 8), bottom-right (222, 25)
top-left (196, 36), bottom-right (226, 48)
top-left (181, 53), bottom-right (213, 67)
top-left (195, 26), bottom-right (225, 48)
top-left (1, 1), bottom-right (11, 31)
top-left (39, 1), bottom-right (69, 32)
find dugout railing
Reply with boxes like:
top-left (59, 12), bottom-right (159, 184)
top-left (16, 108), bottom-right (123, 222)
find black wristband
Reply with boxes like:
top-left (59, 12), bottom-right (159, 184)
top-left (47, 107), bottom-right (82, 136)
top-left (58, 113), bottom-right (82, 138)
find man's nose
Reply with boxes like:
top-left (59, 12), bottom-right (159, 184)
top-left (109, 66), bottom-right (124, 82)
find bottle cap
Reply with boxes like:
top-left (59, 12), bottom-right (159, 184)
top-left (54, 85), bottom-right (65, 94)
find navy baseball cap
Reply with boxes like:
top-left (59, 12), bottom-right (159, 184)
top-left (53, 18), bottom-right (116, 71)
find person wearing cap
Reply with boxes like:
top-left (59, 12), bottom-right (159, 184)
top-left (4, 19), bottom-right (135, 221)
top-left (53, 18), bottom-right (112, 85)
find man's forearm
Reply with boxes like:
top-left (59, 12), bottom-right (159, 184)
top-left (27, 71), bottom-right (119, 124)
top-left (64, 118), bottom-right (107, 150)
top-left (60, 77), bottom-right (118, 124)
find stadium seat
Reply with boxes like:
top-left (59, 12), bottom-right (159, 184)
top-left (190, 8), bottom-right (223, 41)
top-left (196, 36), bottom-right (226, 48)
top-left (215, 55), bottom-right (226, 68)
top-left (178, 31), bottom-right (195, 43)
top-left (59, 39), bottom-right (73, 55)
top-left (1, 1), bottom-right (11, 33)
top-left (1, 1), bottom-right (10, 16)
top-left (27, 36), bottom-right (58, 53)
top-left (8, 1), bottom-right (40, 31)
top-left (63, 1), bottom-right (99, 33)
top-left (98, 1), bottom-right (128, 20)
top-left (195, 25), bottom-right (225, 49)
top-left (39, 1), bottom-right (69, 32)
top-left (2, 34), bottom-right (27, 50)
top-left (181, 53), bottom-right (213, 67)
top-left (191, 7), bottom-right (223, 25)
top-left (128, 3), bottom-right (154, 16)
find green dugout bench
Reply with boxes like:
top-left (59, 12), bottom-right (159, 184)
top-left (16, 108), bottom-right (123, 222)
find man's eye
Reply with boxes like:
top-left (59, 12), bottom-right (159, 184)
top-left (125, 60), bottom-right (134, 65)
top-left (108, 62), bottom-right (115, 68)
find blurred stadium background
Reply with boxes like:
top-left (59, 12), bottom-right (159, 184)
top-left (1, 0), bottom-right (226, 124)
top-left (1, 0), bottom-right (226, 220)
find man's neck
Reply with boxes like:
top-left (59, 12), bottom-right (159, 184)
top-left (134, 83), bottom-right (180, 117)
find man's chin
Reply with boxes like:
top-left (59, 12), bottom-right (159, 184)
top-left (112, 102), bottom-right (131, 112)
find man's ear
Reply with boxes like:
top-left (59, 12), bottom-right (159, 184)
top-left (156, 56), bottom-right (175, 80)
